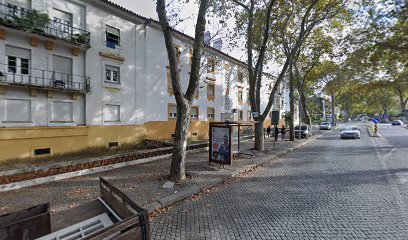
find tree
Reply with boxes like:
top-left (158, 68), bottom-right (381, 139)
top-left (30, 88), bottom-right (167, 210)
top-left (341, 0), bottom-right (407, 117)
top-left (156, 0), bottom-right (209, 181)
top-left (293, 27), bottom-right (339, 127)
top-left (269, 0), bottom-right (348, 140)
top-left (229, 0), bottom-right (347, 147)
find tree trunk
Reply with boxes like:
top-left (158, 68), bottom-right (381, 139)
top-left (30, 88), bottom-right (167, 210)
top-left (397, 88), bottom-right (407, 113)
top-left (301, 93), bottom-right (311, 126)
top-left (254, 119), bottom-right (265, 151)
top-left (383, 103), bottom-right (388, 120)
top-left (289, 65), bottom-right (295, 141)
top-left (170, 100), bottom-right (190, 181)
top-left (157, 0), bottom-right (209, 181)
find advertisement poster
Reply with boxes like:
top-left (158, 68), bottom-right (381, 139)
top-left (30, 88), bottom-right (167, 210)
top-left (211, 127), bottom-right (231, 165)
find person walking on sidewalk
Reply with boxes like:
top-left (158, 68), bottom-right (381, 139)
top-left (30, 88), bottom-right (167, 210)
top-left (267, 126), bottom-right (271, 138)
top-left (274, 126), bottom-right (279, 142)
top-left (281, 125), bottom-right (286, 141)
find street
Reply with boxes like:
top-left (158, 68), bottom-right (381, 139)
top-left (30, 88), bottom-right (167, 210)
top-left (152, 123), bottom-right (408, 239)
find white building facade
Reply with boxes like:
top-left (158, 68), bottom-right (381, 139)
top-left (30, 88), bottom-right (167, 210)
top-left (0, 0), bottom-right (287, 162)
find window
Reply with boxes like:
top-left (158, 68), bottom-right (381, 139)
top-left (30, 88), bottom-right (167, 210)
top-left (175, 45), bottom-right (181, 63)
top-left (6, 2), bottom-right (29, 18)
top-left (21, 58), bottom-right (29, 74)
top-left (34, 148), bottom-right (51, 156)
top-left (239, 110), bottom-right (243, 121)
top-left (108, 142), bottom-right (119, 149)
top-left (5, 99), bottom-right (31, 122)
top-left (6, 46), bottom-right (30, 75)
top-left (208, 108), bottom-right (215, 121)
top-left (53, 8), bottom-right (73, 39)
top-left (191, 107), bottom-right (199, 119)
top-left (238, 71), bottom-right (243, 83)
top-left (53, 55), bottom-right (72, 84)
top-left (7, 56), bottom-right (16, 73)
top-left (189, 48), bottom-right (193, 65)
top-left (207, 83), bottom-right (215, 100)
top-left (6, 0), bottom-right (30, 9)
top-left (7, 56), bottom-right (29, 75)
top-left (106, 25), bottom-right (120, 47)
top-left (247, 111), bottom-right (252, 121)
top-left (105, 65), bottom-right (120, 83)
top-left (169, 104), bottom-right (177, 119)
top-left (104, 104), bottom-right (120, 122)
top-left (225, 63), bottom-right (230, 72)
top-left (238, 90), bottom-right (243, 104)
top-left (52, 101), bottom-right (73, 122)
top-left (207, 58), bottom-right (215, 73)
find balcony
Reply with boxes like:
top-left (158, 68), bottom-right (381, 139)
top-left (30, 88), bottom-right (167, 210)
top-left (0, 63), bottom-right (90, 93)
top-left (0, 3), bottom-right (90, 47)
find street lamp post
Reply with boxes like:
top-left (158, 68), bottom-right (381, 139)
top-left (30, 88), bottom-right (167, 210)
top-left (298, 81), bottom-right (303, 140)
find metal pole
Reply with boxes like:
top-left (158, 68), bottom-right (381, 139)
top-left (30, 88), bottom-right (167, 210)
top-left (332, 94), bottom-right (336, 126)
top-left (322, 97), bottom-right (326, 120)
top-left (273, 128), bottom-right (276, 149)
top-left (298, 82), bottom-right (302, 140)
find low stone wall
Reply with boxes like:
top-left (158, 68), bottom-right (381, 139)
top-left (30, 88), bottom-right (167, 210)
top-left (0, 142), bottom-right (208, 185)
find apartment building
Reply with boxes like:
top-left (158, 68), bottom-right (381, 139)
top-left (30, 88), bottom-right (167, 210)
top-left (0, 0), bottom-right (286, 162)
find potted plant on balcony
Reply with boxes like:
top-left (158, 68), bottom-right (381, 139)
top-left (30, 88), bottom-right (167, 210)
top-left (73, 32), bottom-right (89, 45)
top-left (13, 10), bottom-right (49, 33)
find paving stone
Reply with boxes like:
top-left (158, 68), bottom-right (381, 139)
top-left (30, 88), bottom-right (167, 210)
top-left (151, 128), bottom-right (408, 239)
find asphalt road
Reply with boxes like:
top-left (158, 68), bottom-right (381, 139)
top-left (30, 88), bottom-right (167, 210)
top-left (152, 123), bottom-right (408, 239)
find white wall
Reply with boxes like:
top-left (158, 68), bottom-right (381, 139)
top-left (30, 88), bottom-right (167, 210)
top-left (84, 4), bottom-right (146, 126)
top-left (144, 25), bottom-right (255, 123)
top-left (0, 0), bottom-right (87, 127)
top-left (0, 0), bottom-right (288, 129)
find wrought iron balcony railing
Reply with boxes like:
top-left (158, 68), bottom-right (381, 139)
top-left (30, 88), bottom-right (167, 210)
top-left (0, 63), bottom-right (90, 93)
top-left (0, 3), bottom-right (90, 46)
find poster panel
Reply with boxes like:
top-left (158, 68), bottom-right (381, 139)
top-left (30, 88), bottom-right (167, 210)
top-left (232, 126), bottom-right (239, 154)
top-left (210, 126), bottom-right (232, 165)
top-left (272, 110), bottom-right (280, 126)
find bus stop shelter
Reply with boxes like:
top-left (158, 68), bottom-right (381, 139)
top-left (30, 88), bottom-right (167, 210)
top-left (209, 121), bottom-right (255, 166)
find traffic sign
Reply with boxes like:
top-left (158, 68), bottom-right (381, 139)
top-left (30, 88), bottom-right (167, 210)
top-left (373, 118), bottom-right (379, 124)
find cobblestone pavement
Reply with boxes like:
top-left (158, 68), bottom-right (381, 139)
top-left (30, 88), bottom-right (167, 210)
top-left (0, 133), bottom-right (301, 215)
top-left (152, 125), bottom-right (408, 239)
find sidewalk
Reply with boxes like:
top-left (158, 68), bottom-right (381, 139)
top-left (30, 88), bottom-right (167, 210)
top-left (0, 131), bottom-right (327, 216)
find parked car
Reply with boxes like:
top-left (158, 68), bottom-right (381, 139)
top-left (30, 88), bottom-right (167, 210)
top-left (340, 126), bottom-right (361, 139)
top-left (391, 120), bottom-right (404, 126)
top-left (295, 125), bottom-right (312, 138)
top-left (320, 122), bottom-right (332, 130)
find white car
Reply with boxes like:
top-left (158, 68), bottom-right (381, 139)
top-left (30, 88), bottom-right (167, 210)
top-left (319, 122), bottom-right (332, 130)
top-left (340, 126), bottom-right (361, 139)
top-left (391, 120), bottom-right (404, 126)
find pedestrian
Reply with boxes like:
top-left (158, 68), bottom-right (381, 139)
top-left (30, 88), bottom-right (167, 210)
top-left (281, 125), bottom-right (286, 141)
top-left (274, 126), bottom-right (279, 142)
top-left (266, 126), bottom-right (271, 138)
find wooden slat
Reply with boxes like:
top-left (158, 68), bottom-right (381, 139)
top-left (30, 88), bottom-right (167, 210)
top-left (0, 203), bottom-right (51, 240)
top-left (51, 200), bottom-right (107, 232)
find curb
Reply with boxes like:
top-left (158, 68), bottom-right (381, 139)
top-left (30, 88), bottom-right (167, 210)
top-left (144, 131), bottom-right (328, 213)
